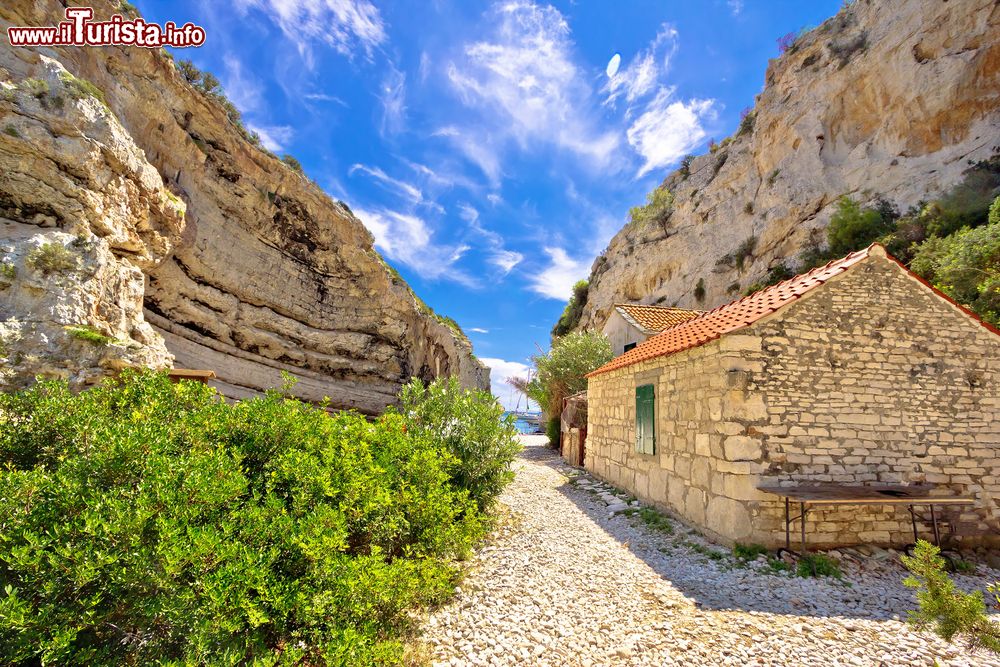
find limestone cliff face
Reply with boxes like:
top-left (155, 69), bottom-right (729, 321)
top-left (0, 1), bottom-right (487, 412)
top-left (579, 0), bottom-right (1000, 332)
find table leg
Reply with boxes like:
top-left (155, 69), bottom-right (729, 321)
top-left (785, 497), bottom-right (790, 551)
top-left (931, 504), bottom-right (940, 546)
top-left (800, 501), bottom-right (807, 555)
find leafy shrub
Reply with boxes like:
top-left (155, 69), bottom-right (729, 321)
top-left (0, 262), bottom-right (15, 284)
top-left (3, 125), bottom-right (19, 138)
top-left (910, 220), bottom-right (1000, 325)
top-left (733, 543), bottom-right (768, 562)
top-left (546, 416), bottom-right (560, 448)
top-left (26, 243), bottom-right (77, 274)
top-left (679, 154), bottom-right (694, 179)
top-left (742, 263), bottom-right (794, 296)
top-left (738, 108), bottom-right (755, 136)
top-left (58, 71), bottom-right (108, 109)
top-left (717, 236), bottom-right (757, 272)
top-left (989, 195), bottom-right (1000, 226)
top-left (826, 196), bottom-right (894, 256)
top-left (20, 77), bottom-right (49, 99)
top-left (64, 324), bottom-right (116, 346)
top-left (796, 553), bottom-right (842, 578)
top-left (551, 280), bottom-right (589, 338)
top-left (629, 188), bottom-right (674, 229)
top-left (694, 277), bottom-right (706, 302)
top-left (902, 540), bottom-right (1000, 654)
top-left (398, 377), bottom-right (520, 510)
top-left (0, 371), bottom-right (489, 665)
top-left (766, 169), bottom-right (780, 187)
top-left (282, 154), bottom-right (304, 173)
top-left (521, 331), bottom-right (612, 419)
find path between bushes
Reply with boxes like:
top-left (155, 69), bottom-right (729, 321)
top-left (419, 435), bottom-right (1000, 667)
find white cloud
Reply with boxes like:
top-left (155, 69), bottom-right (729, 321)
top-left (248, 124), bottom-right (295, 152)
top-left (490, 249), bottom-right (524, 274)
top-left (486, 193), bottom-right (503, 206)
top-left (605, 53), bottom-right (621, 78)
top-left (354, 207), bottom-right (476, 285)
top-left (529, 247), bottom-right (590, 300)
top-left (603, 24), bottom-right (678, 110)
top-left (223, 54), bottom-right (264, 111)
top-left (627, 91), bottom-right (715, 177)
top-left (303, 92), bottom-right (348, 106)
top-left (378, 65), bottom-right (407, 137)
top-left (469, 327), bottom-right (489, 334)
top-left (349, 163), bottom-right (423, 202)
top-left (479, 357), bottom-right (537, 411)
top-left (234, 0), bottom-right (386, 63)
top-left (446, 1), bottom-right (620, 172)
top-left (728, 0), bottom-right (744, 16)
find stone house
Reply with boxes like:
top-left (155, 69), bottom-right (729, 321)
top-left (602, 304), bottom-right (702, 357)
top-left (585, 245), bottom-right (1000, 548)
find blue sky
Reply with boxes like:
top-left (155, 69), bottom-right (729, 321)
top-left (142, 0), bottom-right (841, 409)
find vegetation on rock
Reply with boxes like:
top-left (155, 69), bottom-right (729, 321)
top-left (0, 370), bottom-right (516, 665)
top-left (628, 188), bottom-right (674, 230)
top-left (551, 280), bottom-right (589, 338)
top-left (26, 243), bottom-right (77, 275)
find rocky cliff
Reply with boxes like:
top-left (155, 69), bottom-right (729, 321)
top-left (578, 0), bottom-right (1000, 331)
top-left (0, 1), bottom-right (488, 413)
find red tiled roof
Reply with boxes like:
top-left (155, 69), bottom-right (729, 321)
top-left (588, 245), bottom-right (876, 377)
top-left (614, 304), bottom-right (703, 332)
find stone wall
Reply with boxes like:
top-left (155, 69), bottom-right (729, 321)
top-left (586, 254), bottom-right (1000, 548)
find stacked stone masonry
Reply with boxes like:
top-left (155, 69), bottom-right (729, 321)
top-left (586, 255), bottom-right (1000, 548)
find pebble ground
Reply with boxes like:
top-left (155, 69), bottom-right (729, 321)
top-left (419, 435), bottom-right (1000, 666)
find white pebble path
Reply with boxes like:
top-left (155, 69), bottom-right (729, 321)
top-left (420, 435), bottom-right (1000, 667)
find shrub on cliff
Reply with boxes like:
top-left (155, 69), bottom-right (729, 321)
top-left (398, 377), bottom-right (520, 510)
top-left (551, 279), bottom-right (589, 338)
top-left (520, 331), bottom-right (612, 429)
top-left (826, 196), bottom-right (895, 257)
top-left (0, 370), bottom-right (489, 665)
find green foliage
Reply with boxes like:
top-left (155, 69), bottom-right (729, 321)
top-left (767, 556), bottom-right (792, 573)
top-left (64, 325), bottom-right (116, 346)
top-left (523, 331), bottom-right (612, 418)
top-left (738, 109), bottom-right (756, 137)
top-left (20, 77), bottom-right (49, 99)
top-left (989, 195), bottom-right (1000, 226)
top-left (902, 540), bottom-right (1000, 654)
top-left (26, 243), bottom-right (77, 275)
top-left (767, 169), bottom-right (780, 187)
top-left (551, 280), bottom-right (589, 338)
top-left (796, 553), bottom-right (842, 579)
top-left (694, 277), bottom-right (706, 302)
top-left (282, 153), bottom-right (304, 173)
top-left (58, 71), bottom-right (108, 109)
top-left (910, 220), bottom-right (1000, 325)
top-left (679, 155), bottom-right (694, 179)
top-left (0, 262), bottom-right (15, 284)
top-left (827, 196), bottom-right (895, 256)
top-left (0, 371), bottom-right (491, 665)
top-left (629, 188), bottom-right (675, 229)
top-left (733, 543), bottom-right (768, 562)
top-left (398, 377), bottom-right (520, 510)
top-left (3, 125), bottom-right (19, 138)
top-left (718, 236), bottom-right (757, 272)
top-left (637, 507), bottom-right (673, 534)
top-left (546, 417), bottom-right (560, 448)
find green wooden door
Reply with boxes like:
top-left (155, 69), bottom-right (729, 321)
top-left (635, 384), bottom-right (655, 455)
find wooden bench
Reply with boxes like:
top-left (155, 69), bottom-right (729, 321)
top-left (756, 482), bottom-right (976, 553)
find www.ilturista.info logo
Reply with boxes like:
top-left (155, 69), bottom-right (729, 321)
top-left (7, 7), bottom-right (205, 48)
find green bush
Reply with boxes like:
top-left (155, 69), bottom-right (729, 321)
top-left (638, 507), bottom-right (673, 534)
top-left (26, 243), bottom-right (78, 274)
top-left (546, 416), bottom-right (560, 449)
top-left (281, 154), bottom-right (304, 173)
top-left (0, 371), bottom-right (489, 665)
top-left (522, 331), bottom-right (612, 418)
top-left (902, 540), bottom-right (1000, 654)
top-left (629, 188), bottom-right (674, 229)
top-left (398, 376), bottom-right (520, 510)
top-left (64, 324), bottom-right (116, 346)
top-left (733, 543), bottom-right (768, 562)
top-left (796, 553), bottom-right (842, 578)
top-left (826, 196), bottom-right (894, 256)
top-left (910, 220), bottom-right (1000, 325)
top-left (551, 279), bottom-right (589, 338)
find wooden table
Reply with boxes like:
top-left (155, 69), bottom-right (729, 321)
top-left (756, 483), bottom-right (976, 553)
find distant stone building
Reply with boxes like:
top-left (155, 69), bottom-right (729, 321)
top-left (585, 245), bottom-right (1000, 548)
top-left (602, 304), bottom-right (702, 357)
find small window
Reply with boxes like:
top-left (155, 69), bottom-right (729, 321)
top-left (623, 342), bottom-right (637, 353)
top-left (635, 384), bottom-right (655, 455)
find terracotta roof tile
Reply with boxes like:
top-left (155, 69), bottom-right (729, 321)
top-left (614, 304), bottom-right (703, 333)
top-left (588, 245), bottom-right (876, 377)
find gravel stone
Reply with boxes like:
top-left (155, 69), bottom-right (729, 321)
top-left (419, 436), bottom-right (1000, 666)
